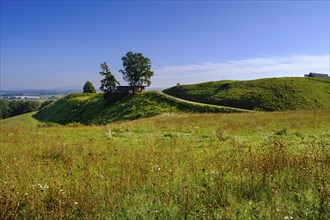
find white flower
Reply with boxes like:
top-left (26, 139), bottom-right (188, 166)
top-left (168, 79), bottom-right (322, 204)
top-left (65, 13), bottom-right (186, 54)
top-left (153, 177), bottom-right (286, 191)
top-left (74, 201), bottom-right (78, 205)
top-left (151, 164), bottom-right (161, 172)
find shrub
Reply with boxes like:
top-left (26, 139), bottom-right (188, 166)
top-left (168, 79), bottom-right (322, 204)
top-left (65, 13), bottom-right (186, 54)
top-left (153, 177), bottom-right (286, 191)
top-left (83, 81), bottom-right (97, 93)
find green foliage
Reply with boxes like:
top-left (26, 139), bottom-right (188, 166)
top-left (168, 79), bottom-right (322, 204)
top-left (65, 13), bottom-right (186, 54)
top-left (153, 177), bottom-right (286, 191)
top-left (99, 62), bottom-right (119, 94)
top-left (1, 110), bottom-right (329, 219)
top-left (0, 100), bottom-right (10, 119)
top-left (33, 92), bottom-right (244, 125)
top-left (119, 51), bottom-right (154, 86)
top-left (0, 100), bottom-right (41, 119)
top-left (163, 77), bottom-right (330, 111)
top-left (40, 100), bottom-right (54, 110)
top-left (83, 81), bottom-right (96, 93)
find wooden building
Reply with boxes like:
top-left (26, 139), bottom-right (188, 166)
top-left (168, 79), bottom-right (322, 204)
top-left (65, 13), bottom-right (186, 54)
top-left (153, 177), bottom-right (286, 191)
top-left (116, 86), bottom-right (146, 94)
top-left (304, 72), bottom-right (329, 78)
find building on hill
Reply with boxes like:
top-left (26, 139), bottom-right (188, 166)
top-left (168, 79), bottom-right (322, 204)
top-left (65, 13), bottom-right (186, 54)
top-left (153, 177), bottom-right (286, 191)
top-left (116, 86), bottom-right (145, 94)
top-left (304, 72), bottom-right (329, 78)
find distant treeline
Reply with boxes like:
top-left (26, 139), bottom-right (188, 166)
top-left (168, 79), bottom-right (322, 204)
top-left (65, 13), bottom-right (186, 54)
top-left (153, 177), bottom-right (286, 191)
top-left (0, 100), bottom-right (53, 119)
top-left (1, 89), bottom-right (80, 96)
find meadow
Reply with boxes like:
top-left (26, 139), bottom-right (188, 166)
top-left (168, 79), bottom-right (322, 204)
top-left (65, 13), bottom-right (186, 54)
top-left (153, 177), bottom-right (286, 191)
top-left (0, 110), bottom-right (329, 219)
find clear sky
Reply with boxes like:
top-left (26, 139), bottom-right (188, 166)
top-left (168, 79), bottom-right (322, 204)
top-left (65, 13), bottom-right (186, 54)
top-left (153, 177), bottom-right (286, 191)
top-left (1, 0), bottom-right (329, 90)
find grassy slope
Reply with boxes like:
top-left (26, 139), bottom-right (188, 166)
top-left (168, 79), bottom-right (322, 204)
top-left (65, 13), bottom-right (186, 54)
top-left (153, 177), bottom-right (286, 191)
top-left (163, 77), bottom-right (330, 111)
top-left (1, 110), bottom-right (329, 219)
top-left (0, 112), bottom-right (40, 126)
top-left (34, 91), bottom-right (246, 125)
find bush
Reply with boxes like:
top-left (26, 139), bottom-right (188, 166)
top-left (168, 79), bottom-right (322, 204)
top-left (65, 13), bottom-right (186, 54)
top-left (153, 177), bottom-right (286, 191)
top-left (83, 81), bottom-right (97, 93)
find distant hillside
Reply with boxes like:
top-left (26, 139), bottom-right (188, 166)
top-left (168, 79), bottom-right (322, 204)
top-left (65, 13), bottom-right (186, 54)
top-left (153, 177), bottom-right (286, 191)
top-left (163, 77), bottom-right (330, 111)
top-left (34, 91), bottom-right (246, 125)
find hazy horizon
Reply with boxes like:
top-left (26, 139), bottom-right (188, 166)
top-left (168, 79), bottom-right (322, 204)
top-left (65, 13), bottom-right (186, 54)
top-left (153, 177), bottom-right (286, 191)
top-left (1, 1), bottom-right (329, 90)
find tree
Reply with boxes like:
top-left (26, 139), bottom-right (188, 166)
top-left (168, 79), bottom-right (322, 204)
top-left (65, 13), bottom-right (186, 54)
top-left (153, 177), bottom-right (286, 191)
top-left (83, 81), bottom-right (96, 93)
top-left (99, 62), bottom-right (119, 93)
top-left (0, 100), bottom-right (10, 119)
top-left (119, 51), bottom-right (154, 87)
top-left (0, 100), bottom-right (41, 119)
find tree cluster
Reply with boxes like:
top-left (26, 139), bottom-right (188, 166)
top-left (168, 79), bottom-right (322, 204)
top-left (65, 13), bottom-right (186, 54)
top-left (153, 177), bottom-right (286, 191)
top-left (99, 51), bottom-right (154, 95)
top-left (0, 100), bottom-right (42, 119)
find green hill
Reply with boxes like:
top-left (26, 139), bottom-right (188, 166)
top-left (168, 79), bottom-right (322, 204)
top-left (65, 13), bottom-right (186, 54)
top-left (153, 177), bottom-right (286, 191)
top-left (34, 91), bottom-right (246, 125)
top-left (163, 77), bottom-right (330, 111)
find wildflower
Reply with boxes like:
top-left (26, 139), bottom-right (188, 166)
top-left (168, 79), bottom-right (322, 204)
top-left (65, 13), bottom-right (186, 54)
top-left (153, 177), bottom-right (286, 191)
top-left (284, 216), bottom-right (293, 220)
top-left (74, 201), bottom-right (78, 205)
top-left (36, 183), bottom-right (49, 191)
top-left (25, 193), bottom-right (29, 196)
top-left (151, 164), bottom-right (161, 172)
top-left (210, 170), bottom-right (219, 175)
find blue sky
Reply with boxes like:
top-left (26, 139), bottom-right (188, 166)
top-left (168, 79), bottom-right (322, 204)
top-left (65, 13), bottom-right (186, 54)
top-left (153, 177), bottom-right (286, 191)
top-left (1, 0), bottom-right (329, 90)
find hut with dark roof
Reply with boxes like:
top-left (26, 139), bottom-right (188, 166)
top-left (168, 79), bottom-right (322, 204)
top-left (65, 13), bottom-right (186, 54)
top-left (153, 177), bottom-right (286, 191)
top-left (304, 72), bottom-right (329, 78)
top-left (116, 86), bottom-right (145, 94)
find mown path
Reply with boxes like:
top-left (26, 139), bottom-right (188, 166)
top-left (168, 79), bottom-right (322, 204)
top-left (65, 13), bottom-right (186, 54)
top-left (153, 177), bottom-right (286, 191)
top-left (158, 91), bottom-right (253, 112)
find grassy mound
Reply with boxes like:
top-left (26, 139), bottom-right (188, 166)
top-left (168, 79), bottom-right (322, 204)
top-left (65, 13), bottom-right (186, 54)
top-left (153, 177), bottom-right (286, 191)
top-left (33, 91), bottom-right (244, 125)
top-left (163, 77), bottom-right (330, 111)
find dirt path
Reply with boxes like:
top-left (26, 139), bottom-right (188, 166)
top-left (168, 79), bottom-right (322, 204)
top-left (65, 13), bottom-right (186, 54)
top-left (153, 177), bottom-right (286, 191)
top-left (158, 91), bottom-right (253, 112)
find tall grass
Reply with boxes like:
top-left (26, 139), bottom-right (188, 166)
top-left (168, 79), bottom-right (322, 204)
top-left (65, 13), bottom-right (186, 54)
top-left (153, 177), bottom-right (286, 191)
top-left (0, 111), bottom-right (329, 219)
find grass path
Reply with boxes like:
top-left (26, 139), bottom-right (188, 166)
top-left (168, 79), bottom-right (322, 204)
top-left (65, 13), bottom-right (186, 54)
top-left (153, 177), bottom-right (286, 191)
top-left (158, 91), bottom-right (253, 112)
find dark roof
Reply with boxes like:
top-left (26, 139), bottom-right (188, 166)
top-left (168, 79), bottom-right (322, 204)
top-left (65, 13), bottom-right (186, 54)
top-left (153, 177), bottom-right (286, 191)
top-left (305, 72), bottom-right (329, 78)
top-left (117, 85), bottom-right (145, 88)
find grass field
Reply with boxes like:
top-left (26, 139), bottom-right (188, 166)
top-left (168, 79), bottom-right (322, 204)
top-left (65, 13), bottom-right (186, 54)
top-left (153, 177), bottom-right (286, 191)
top-left (1, 110), bottom-right (329, 219)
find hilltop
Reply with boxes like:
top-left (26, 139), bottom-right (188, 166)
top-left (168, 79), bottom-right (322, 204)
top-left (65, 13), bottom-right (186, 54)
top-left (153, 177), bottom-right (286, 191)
top-left (163, 77), bottom-right (330, 111)
top-left (34, 91), bottom-right (247, 125)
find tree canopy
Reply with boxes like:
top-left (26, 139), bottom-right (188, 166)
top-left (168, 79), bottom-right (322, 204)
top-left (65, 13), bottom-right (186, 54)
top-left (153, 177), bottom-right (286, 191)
top-left (119, 51), bottom-right (154, 87)
top-left (0, 100), bottom-right (41, 119)
top-left (83, 81), bottom-right (96, 93)
top-left (99, 62), bottom-right (119, 93)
